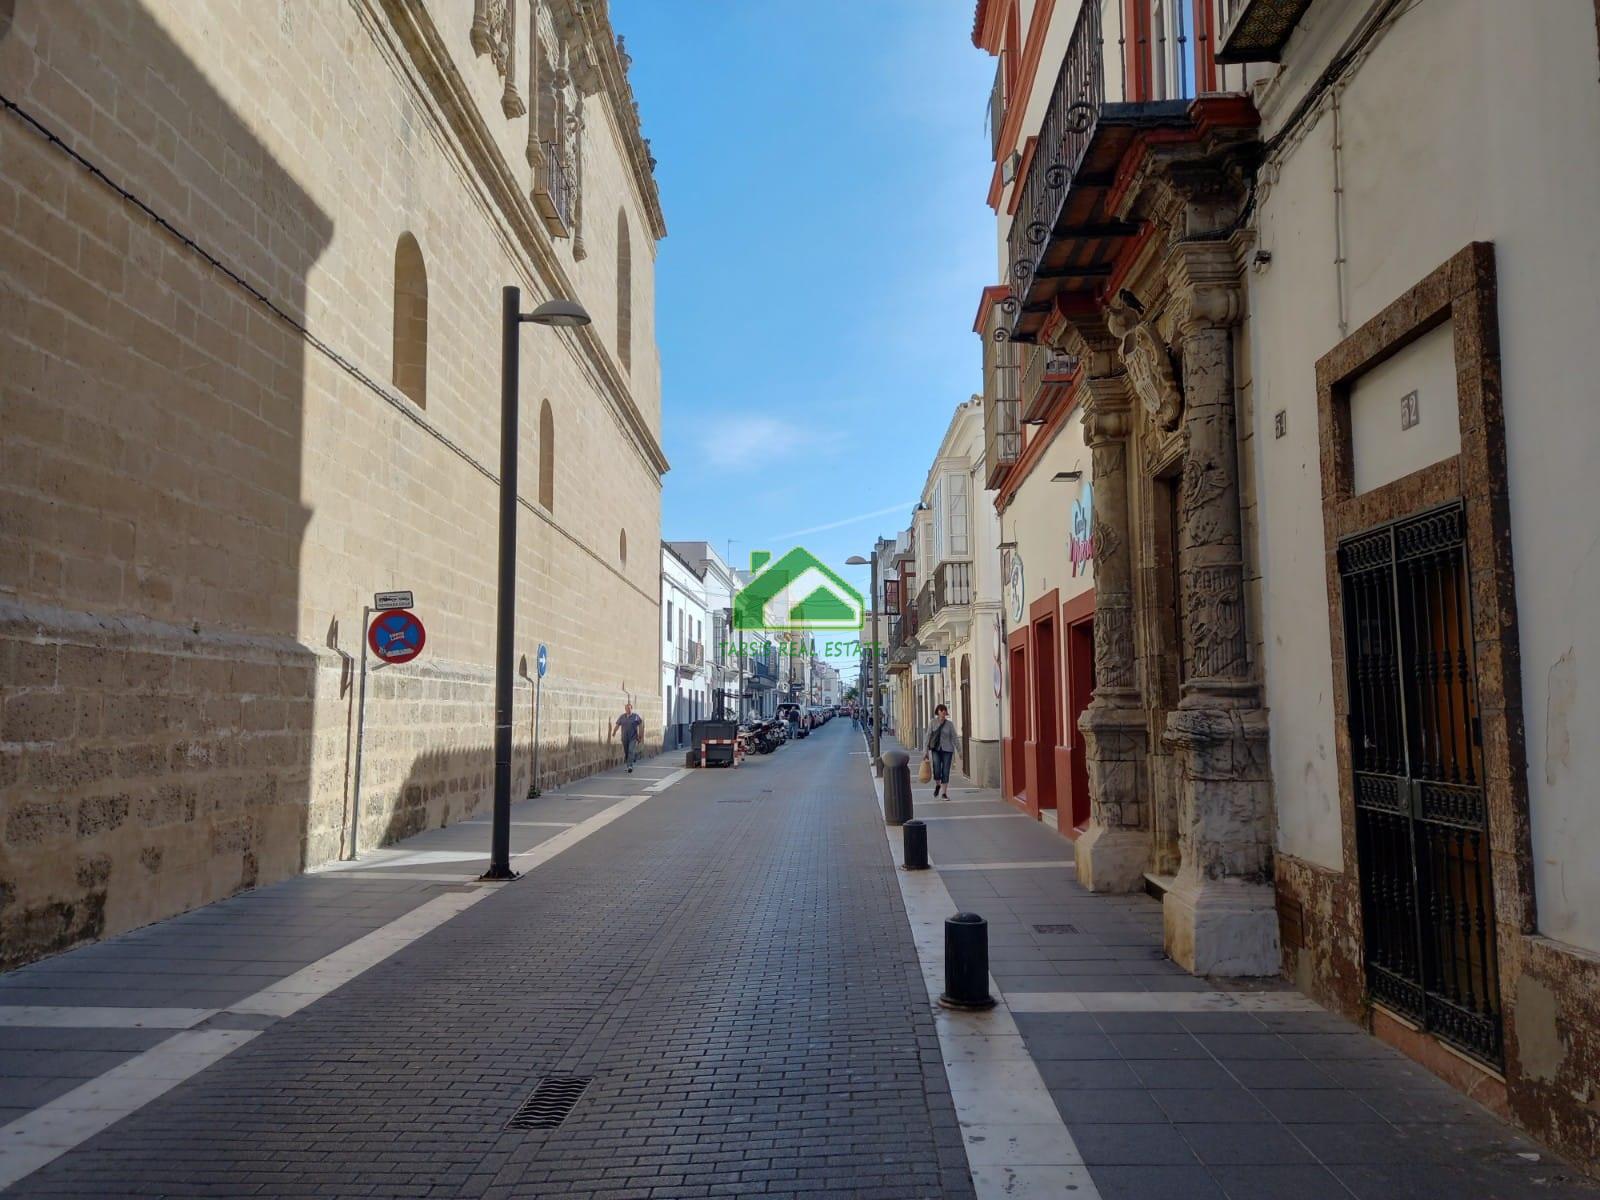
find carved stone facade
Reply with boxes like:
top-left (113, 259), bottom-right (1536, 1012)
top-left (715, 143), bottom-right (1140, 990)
top-left (1062, 140), bottom-right (1278, 975)
top-left (0, 0), bottom-right (666, 967)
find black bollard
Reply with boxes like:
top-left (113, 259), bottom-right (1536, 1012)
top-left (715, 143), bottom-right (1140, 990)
top-left (902, 819), bottom-right (928, 870)
top-left (881, 750), bottom-right (913, 826)
top-left (939, 912), bottom-right (996, 1010)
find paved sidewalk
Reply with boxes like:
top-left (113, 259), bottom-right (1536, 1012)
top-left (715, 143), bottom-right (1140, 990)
top-left (878, 732), bottom-right (1600, 1200)
top-left (1, 728), bottom-right (971, 1199)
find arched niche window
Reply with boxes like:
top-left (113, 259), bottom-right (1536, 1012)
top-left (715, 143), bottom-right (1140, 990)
top-left (392, 233), bottom-right (428, 408)
top-left (616, 208), bottom-right (632, 374)
top-left (619, 528), bottom-right (628, 566)
top-left (538, 399), bottom-right (555, 512)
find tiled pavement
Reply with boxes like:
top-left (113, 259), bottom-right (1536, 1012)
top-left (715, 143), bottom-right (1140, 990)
top-left (881, 733), bottom-right (1600, 1200)
top-left (4, 723), bottom-right (1598, 1199)
top-left (0, 730), bottom-right (971, 1199)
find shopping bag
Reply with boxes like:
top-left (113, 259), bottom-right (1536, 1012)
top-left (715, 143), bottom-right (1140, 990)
top-left (918, 757), bottom-right (933, 784)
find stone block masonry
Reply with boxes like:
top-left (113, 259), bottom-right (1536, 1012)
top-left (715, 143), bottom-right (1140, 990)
top-left (1, 0), bottom-right (666, 966)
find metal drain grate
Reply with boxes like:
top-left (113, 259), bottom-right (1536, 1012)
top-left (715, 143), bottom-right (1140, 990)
top-left (1033, 923), bottom-right (1080, 935)
top-left (505, 1075), bottom-right (592, 1131)
top-left (717, 798), bottom-right (753, 804)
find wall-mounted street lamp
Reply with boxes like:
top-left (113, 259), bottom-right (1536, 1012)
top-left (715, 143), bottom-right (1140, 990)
top-left (486, 286), bottom-right (591, 881)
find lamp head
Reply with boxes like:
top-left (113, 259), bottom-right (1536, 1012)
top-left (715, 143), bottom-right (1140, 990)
top-left (524, 298), bottom-right (591, 327)
top-left (845, 555), bottom-right (869, 565)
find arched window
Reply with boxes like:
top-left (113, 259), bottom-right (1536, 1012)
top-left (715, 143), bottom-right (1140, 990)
top-left (392, 233), bottom-right (428, 408)
top-left (538, 399), bottom-right (555, 512)
top-left (616, 208), bottom-right (632, 374)
top-left (619, 527), bottom-right (628, 566)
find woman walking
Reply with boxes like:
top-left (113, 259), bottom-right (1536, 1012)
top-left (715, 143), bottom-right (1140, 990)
top-left (924, 704), bottom-right (958, 799)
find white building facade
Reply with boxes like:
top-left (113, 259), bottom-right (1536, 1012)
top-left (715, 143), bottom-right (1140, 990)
top-left (972, 0), bottom-right (1600, 1172)
top-left (659, 544), bottom-right (709, 749)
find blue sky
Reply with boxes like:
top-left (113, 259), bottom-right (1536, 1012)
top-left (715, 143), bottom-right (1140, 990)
top-left (613, 1), bottom-right (996, 678)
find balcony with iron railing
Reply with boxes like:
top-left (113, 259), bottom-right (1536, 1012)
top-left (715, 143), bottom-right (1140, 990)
top-left (982, 302), bottom-right (1022, 489)
top-left (1000, 0), bottom-right (1257, 344)
top-left (933, 560), bottom-right (973, 614)
top-left (1021, 343), bottom-right (1081, 424)
top-left (987, 53), bottom-right (1007, 160)
top-left (675, 640), bottom-right (704, 674)
top-left (532, 140), bottom-right (572, 233)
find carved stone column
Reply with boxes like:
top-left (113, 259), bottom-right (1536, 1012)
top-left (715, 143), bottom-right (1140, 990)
top-left (1161, 242), bottom-right (1278, 976)
top-left (1062, 323), bottom-right (1149, 892)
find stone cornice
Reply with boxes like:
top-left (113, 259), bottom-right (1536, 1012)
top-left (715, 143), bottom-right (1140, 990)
top-left (583, 1), bottom-right (667, 241)
top-left (370, 0), bottom-right (670, 477)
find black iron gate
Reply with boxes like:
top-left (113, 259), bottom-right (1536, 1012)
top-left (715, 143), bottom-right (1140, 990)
top-left (1338, 503), bottom-right (1502, 1066)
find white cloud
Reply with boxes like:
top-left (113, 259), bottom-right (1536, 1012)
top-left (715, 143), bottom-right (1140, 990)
top-left (699, 415), bottom-right (843, 471)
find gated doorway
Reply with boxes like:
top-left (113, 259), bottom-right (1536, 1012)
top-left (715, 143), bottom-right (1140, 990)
top-left (1338, 503), bottom-right (1502, 1066)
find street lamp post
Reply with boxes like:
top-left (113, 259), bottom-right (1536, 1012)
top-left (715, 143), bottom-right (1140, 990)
top-left (485, 285), bottom-right (590, 882)
top-left (845, 553), bottom-right (882, 772)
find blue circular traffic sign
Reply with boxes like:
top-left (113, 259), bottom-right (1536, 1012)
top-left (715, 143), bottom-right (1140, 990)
top-left (368, 609), bottom-right (426, 664)
top-left (536, 644), bottom-right (548, 678)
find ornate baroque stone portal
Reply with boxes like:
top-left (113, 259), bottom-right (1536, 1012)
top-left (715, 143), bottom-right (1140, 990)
top-left (1161, 239), bottom-right (1279, 977)
top-left (1065, 318), bottom-right (1151, 893)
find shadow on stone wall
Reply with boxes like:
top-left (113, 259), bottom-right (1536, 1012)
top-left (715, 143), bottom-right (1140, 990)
top-left (0, 0), bottom-right (328, 969)
top-left (375, 726), bottom-right (638, 851)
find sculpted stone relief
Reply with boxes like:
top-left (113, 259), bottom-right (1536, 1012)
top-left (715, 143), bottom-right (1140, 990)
top-left (471, 0), bottom-right (526, 118)
top-left (1108, 300), bottom-right (1183, 432)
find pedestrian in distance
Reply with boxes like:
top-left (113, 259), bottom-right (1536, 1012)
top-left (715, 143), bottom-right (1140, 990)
top-left (924, 704), bottom-right (957, 799)
top-left (611, 700), bottom-right (644, 772)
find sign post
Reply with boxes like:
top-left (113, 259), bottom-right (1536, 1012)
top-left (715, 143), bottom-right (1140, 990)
top-left (346, 604), bottom-right (371, 861)
top-left (528, 644), bottom-right (547, 798)
top-left (348, 595), bottom-right (427, 860)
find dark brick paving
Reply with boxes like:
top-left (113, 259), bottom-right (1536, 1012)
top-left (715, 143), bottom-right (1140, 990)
top-left (3, 723), bottom-right (974, 1200)
top-left (898, 733), bottom-right (1600, 1200)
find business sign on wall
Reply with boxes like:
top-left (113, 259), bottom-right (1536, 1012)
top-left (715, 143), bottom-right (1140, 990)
top-left (915, 650), bottom-right (944, 675)
top-left (1004, 549), bottom-right (1025, 626)
top-left (1070, 482), bottom-right (1094, 578)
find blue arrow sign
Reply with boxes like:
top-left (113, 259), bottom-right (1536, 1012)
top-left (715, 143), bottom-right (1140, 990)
top-left (536, 644), bottom-right (548, 678)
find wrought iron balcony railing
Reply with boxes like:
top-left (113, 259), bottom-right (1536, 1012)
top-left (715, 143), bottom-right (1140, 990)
top-left (1000, 0), bottom-right (1253, 342)
top-left (676, 640), bottom-right (703, 672)
top-left (1021, 343), bottom-right (1081, 424)
top-left (983, 302), bottom-right (1022, 488)
top-left (1005, 0), bottom-right (1104, 334)
top-left (933, 561), bottom-right (973, 613)
top-left (533, 140), bottom-right (571, 232)
top-left (988, 54), bottom-right (1006, 160)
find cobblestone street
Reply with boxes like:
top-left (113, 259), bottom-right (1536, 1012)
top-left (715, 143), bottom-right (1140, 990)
top-left (4, 723), bottom-right (1597, 1198)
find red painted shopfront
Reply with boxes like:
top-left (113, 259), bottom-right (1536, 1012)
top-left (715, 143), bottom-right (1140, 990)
top-left (1001, 587), bottom-right (1095, 832)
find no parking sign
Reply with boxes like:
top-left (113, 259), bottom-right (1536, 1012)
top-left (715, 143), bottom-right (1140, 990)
top-left (367, 609), bottom-right (426, 664)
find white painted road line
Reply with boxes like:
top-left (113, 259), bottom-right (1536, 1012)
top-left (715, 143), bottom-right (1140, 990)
top-left (0, 1029), bottom-right (259, 1189)
top-left (936, 861), bottom-right (1076, 871)
top-left (0, 1007), bottom-right (214, 1029)
top-left (1007, 990), bottom-right (1326, 1014)
top-left (644, 768), bottom-right (691, 793)
top-left (869, 771), bottom-right (1098, 1200)
top-left (0, 769), bottom-right (695, 1192)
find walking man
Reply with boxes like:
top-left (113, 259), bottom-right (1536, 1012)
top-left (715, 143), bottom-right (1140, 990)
top-left (611, 700), bottom-right (644, 772)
